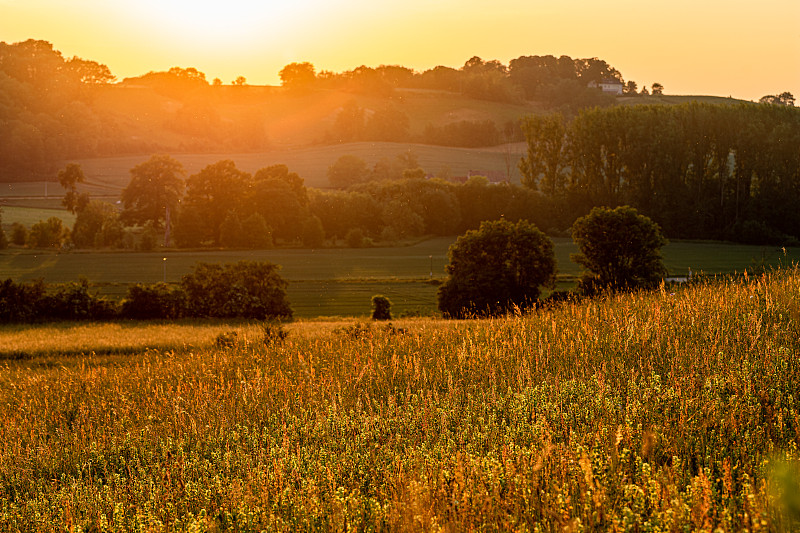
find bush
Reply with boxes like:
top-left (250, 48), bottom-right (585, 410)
top-left (438, 219), bottom-right (556, 318)
top-left (262, 322), bottom-right (288, 345)
top-left (121, 283), bottom-right (185, 319)
top-left (240, 213), bottom-right (273, 249)
top-left (0, 278), bottom-right (46, 322)
top-left (732, 219), bottom-right (794, 246)
top-left (214, 331), bottom-right (240, 349)
top-left (219, 212), bottom-right (245, 248)
top-left (345, 228), bottom-right (366, 248)
top-left (28, 217), bottom-right (68, 249)
top-left (10, 223), bottom-right (27, 246)
top-left (138, 222), bottom-right (159, 251)
top-left (43, 279), bottom-right (118, 321)
top-left (181, 261), bottom-right (292, 320)
top-left (371, 295), bottom-right (392, 320)
top-left (301, 215), bottom-right (326, 248)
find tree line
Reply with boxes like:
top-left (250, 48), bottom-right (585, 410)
top-left (0, 39), bottom-right (643, 179)
top-left (8, 98), bottom-right (800, 252)
top-left (0, 261), bottom-right (291, 323)
top-left (281, 55), bottom-right (630, 107)
top-left (14, 153), bottom-right (550, 250)
top-left (520, 102), bottom-right (800, 244)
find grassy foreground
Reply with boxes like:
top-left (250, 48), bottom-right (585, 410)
top-left (1, 271), bottom-right (800, 530)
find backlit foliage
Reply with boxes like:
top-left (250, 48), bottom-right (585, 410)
top-left (1, 269), bottom-right (799, 530)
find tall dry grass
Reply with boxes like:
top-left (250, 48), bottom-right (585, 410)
top-left (1, 270), bottom-right (799, 531)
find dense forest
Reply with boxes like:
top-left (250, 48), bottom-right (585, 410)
top-left (520, 103), bottom-right (800, 243)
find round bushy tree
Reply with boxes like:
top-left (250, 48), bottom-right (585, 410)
top-left (437, 219), bottom-right (556, 318)
top-left (371, 295), bottom-right (392, 320)
top-left (571, 205), bottom-right (667, 294)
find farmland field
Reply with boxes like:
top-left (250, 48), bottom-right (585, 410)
top-left (0, 237), bottom-right (795, 317)
top-left (0, 269), bottom-right (798, 529)
top-left (69, 142), bottom-right (526, 191)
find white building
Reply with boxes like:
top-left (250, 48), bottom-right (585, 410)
top-left (588, 79), bottom-right (624, 96)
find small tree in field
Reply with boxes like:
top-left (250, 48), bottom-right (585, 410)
top-left (438, 219), bottom-right (556, 318)
top-left (371, 295), bottom-right (392, 320)
top-left (571, 205), bottom-right (667, 294)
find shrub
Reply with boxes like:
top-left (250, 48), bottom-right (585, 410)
top-left (240, 213), bottom-right (273, 249)
top-left (181, 261), bottom-right (292, 320)
top-left (138, 221), bottom-right (159, 251)
top-left (28, 217), bottom-right (68, 249)
top-left (301, 215), bottom-right (326, 248)
top-left (10, 223), bottom-right (27, 246)
top-left (371, 295), bottom-right (392, 320)
top-left (219, 212), bottom-right (245, 248)
top-left (262, 322), bottom-right (288, 345)
top-left (345, 228), bottom-right (366, 248)
top-left (214, 331), bottom-right (240, 348)
top-left (121, 283), bottom-right (185, 319)
top-left (0, 278), bottom-right (46, 322)
top-left (44, 279), bottom-right (118, 321)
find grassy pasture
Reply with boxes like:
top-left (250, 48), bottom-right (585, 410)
top-left (0, 205), bottom-right (76, 229)
top-left (0, 237), bottom-right (795, 317)
top-left (0, 269), bottom-right (798, 529)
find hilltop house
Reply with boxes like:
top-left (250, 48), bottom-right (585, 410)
top-left (588, 78), bottom-right (623, 95)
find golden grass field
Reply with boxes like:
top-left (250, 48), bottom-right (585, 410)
top-left (0, 268), bottom-right (799, 530)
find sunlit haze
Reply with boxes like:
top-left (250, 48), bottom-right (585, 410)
top-left (1, 0), bottom-right (799, 100)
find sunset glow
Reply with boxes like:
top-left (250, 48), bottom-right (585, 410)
top-left (1, 0), bottom-right (798, 99)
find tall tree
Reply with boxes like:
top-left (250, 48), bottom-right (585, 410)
top-left (519, 113), bottom-right (569, 196)
top-left (121, 155), bottom-right (185, 229)
top-left (183, 160), bottom-right (251, 244)
top-left (57, 163), bottom-right (87, 214)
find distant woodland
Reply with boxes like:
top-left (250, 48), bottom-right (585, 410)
top-left (0, 39), bottom-right (631, 178)
top-left (2, 39), bottom-right (799, 247)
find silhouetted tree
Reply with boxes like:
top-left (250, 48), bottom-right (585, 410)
top-left (571, 205), bottom-right (667, 294)
top-left (121, 155), bottom-right (185, 229)
top-left (759, 92), bottom-right (795, 106)
top-left (183, 160), bottom-right (250, 244)
top-left (279, 62), bottom-right (316, 90)
top-left (371, 295), bottom-right (392, 320)
top-left (57, 163), bottom-right (86, 214)
top-left (438, 219), bottom-right (556, 317)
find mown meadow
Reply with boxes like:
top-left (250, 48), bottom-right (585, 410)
top-left (1, 268), bottom-right (799, 531)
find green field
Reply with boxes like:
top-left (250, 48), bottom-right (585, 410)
top-left (0, 270), bottom-right (798, 529)
top-left (0, 236), bottom-right (795, 317)
top-left (63, 141), bottom-right (526, 193)
top-left (0, 205), bottom-right (77, 229)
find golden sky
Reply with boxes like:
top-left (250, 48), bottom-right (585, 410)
top-left (2, 0), bottom-right (798, 101)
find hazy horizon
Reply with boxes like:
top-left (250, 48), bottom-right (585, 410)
top-left (2, 0), bottom-right (798, 102)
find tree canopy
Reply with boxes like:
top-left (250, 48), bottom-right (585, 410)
top-left (121, 155), bottom-right (185, 228)
top-left (571, 205), bottom-right (667, 293)
top-left (438, 219), bottom-right (556, 317)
